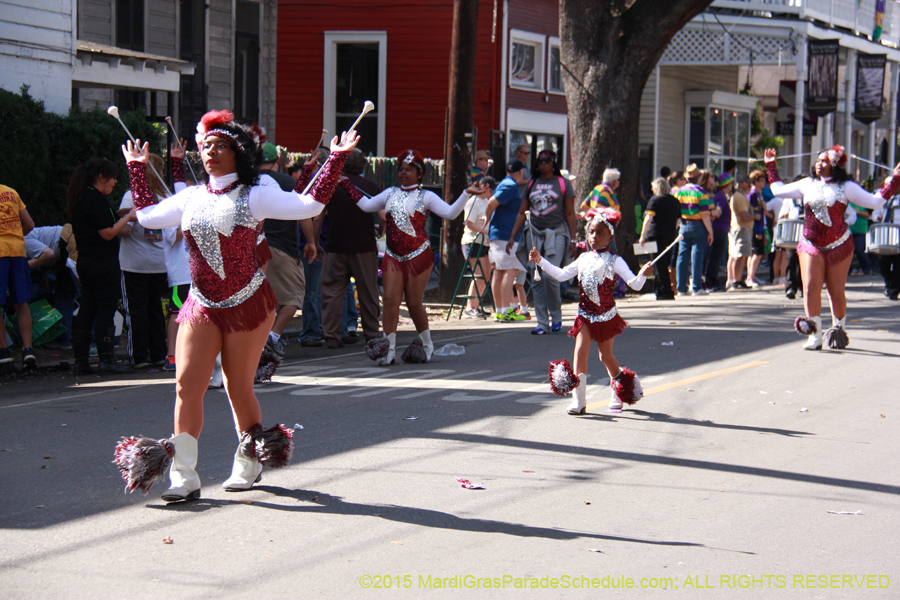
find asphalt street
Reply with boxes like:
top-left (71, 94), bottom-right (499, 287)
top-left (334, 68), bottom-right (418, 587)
top-left (0, 278), bottom-right (897, 599)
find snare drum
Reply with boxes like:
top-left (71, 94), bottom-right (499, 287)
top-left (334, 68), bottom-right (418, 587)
top-left (866, 223), bottom-right (900, 255)
top-left (774, 218), bottom-right (804, 249)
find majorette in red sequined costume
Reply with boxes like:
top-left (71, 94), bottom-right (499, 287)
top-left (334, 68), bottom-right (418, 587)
top-left (352, 149), bottom-right (471, 366)
top-left (113, 110), bottom-right (357, 502)
top-left (533, 208), bottom-right (649, 415)
top-left (767, 145), bottom-right (896, 350)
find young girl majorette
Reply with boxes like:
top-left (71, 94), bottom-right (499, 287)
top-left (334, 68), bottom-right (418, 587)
top-left (529, 208), bottom-right (651, 414)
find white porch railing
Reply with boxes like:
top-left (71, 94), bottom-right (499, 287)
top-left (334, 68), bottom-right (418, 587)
top-left (711, 0), bottom-right (900, 48)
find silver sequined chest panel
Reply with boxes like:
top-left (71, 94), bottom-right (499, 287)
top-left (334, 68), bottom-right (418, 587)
top-left (805, 181), bottom-right (845, 227)
top-left (578, 251), bottom-right (617, 306)
top-left (183, 185), bottom-right (259, 280)
top-left (386, 187), bottom-right (426, 238)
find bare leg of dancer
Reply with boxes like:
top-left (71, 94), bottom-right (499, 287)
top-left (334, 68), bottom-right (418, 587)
top-left (222, 311), bottom-right (275, 432)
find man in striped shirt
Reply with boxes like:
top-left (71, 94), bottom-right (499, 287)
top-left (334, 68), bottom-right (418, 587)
top-left (674, 164), bottom-right (714, 295)
top-left (580, 168), bottom-right (621, 213)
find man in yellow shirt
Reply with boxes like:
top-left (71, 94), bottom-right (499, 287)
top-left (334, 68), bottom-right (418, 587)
top-left (0, 184), bottom-right (36, 370)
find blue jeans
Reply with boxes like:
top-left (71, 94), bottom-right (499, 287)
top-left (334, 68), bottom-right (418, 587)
top-left (301, 259), bottom-right (323, 341)
top-left (342, 280), bottom-right (358, 331)
top-left (531, 228), bottom-right (568, 330)
top-left (676, 221), bottom-right (710, 293)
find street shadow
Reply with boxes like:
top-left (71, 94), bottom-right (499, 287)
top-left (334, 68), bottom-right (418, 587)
top-left (580, 409), bottom-right (814, 438)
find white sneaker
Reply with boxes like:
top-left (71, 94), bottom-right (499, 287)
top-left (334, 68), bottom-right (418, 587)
top-left (692, 288), bottom-right (710, 296)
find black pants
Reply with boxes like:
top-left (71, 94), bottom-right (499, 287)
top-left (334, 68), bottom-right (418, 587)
top-left (785, 249), bottom-right (802, 296)
top-left (121, 271), bottom-right (169, 364)
top-left (73, 256), bottom-right (121, 365)
top-left (704, 229), bottom-right (728, 288)
top-left (652, 235), bottom-right (675, 298)
top-left (880, 254), bottom-right (900, 298)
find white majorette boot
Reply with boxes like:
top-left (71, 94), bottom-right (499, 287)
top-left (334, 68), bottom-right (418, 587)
top-left (567, 373), bottom-right (587, 415)
top-left (377, 332), bottom-right (396, 366)
top-left (419, 329), bottom-right (434, 362)
top-left (802, 316), bottom-right (823, 351)
top-left (160, 432), bottom-right (201, 502)
top-left (222, 446), bottom-right (262, 491)
top-left (208, 353), bottom-right (223, 388)
top-left (608, 371), bottom-right (624, 413)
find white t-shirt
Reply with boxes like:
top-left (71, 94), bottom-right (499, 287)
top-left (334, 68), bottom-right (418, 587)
top-left (461, 194), bottom-right (488, 246)
top-left (162, 226), bottom-right (191, 287)
top-left (119, 190), bottom-right (166, 273)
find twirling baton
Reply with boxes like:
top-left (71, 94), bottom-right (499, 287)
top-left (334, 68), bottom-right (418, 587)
top-left (302, 101), bottom-right (374, 195)
top-left (164, 116), bottom-right (200, 184)
top-left (648, 234), bottom-right (684, 267)
top-left (107, 106), bottom-right (173, 197)
top-left (525, 210), bottom-right (541, 281)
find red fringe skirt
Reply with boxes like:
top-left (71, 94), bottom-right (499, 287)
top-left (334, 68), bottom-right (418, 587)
top-left (177, 280), bottom-right (278, 333)
top-left (798, 236), bottom-right (854, 266)
top-left (568, 313), bottom-right (628, 343)
top-left (382, 250), bottom-right (435, 281)
top-left (256, 238), bottom-right (273, 267)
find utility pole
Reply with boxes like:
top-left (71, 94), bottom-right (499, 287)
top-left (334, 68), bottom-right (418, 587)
top-left (440, 0), bottom-right (479, 301)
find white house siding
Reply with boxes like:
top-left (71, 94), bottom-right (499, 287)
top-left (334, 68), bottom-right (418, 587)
top-left (638, 68), bottom-right (657, 149)
top-left (0, 0), bottom-right (76, 114)
top-left (207, 0), bottom-right (233, 112)
top-left (644, 65), bottom-right (740, 173)
top-left (259, 0), bottom-right (277, 142)
top-left (79, 0), bottom-right (112, 44)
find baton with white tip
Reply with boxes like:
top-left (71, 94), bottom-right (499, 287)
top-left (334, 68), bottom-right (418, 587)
top-left (648, 234), bottom-right (684, 267)
top-left (525, 210), bottom-right (541, 281)
top-left (302, 101), bottom-right (374, 195)
top-left (107, 106), bottom-right (172, 197)
top-left (164, 116), bottom-right (200, 184)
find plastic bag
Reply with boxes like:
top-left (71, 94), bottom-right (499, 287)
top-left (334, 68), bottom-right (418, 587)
top-left (3, 299), bottom-right (65, 347)
top-left (434, 343), bottom-right (465, 356)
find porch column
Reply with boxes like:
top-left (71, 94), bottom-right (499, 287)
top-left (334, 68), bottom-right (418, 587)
top-left (889, 62), bottom-right (898, 168)
top-left (794, 36), bottom-right (807, 176)
top-left (823, 112), bottom-right (832, 148)
top-left (845, 48), bottom-right (856, 157)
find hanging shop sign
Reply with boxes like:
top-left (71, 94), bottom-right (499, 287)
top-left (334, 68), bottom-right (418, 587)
top-left (806, 40), bottom-right (840, 116)
top-left (854, 53), bottom-right (886, 125)
top-left (777, 81), bottom-right (818, 137)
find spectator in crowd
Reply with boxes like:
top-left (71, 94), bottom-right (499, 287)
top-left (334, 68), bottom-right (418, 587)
top-left (580, 168), bottom-right (621, 213)
top-left (639, 177), bottom-right (680, 300)
top-left (873, 183), bottom-right (900, 299)
top-left (66, 158), bottom-right (133, 375)
top-left (765, 190), bottom-right (788, 286)
top-left (24, 224), bottom-right (78, 348)
top-left (118, 154), bottom-right (169, 368)
top-left (727, 174), bottom-right (754, 291)
top-left (778, 193), bottom-right (805, 299)
top-left (461, 176), bottom-right (495, 318)
top-left (674, 164), bottom-right (713, 295)
top-left (848, 201), bottom-right (873, 275)
top-left (0, 184), bottom-right (36, 371)
top-left (705, 172), bottom-right (732, 291)
top-left (258, 142), bottom-right (307, 357)
top-left (161, 222), bottom-right (191, 371)
top-left (470, 150), bottom-right (492, 184)
top-left (24, 225), bottom-right (60, 271)
top-left (745, 169), bottom-right (768, 287)
top-left (484, 159), bottom-right (527, 322)
top-left (515, 144), bottom-right (532, 196)
top-left (507, 150), bottom-right (577, 334)
top-left (667, 170), bottom-right (686, 195)
top-left (297, 147), bottom-right (330, 348)
top-left (316, 148), bottom-right (383, 348)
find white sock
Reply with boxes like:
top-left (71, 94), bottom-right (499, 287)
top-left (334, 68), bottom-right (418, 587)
top-left (510, 302), bottom-right (519, 310)
top-left (498, 306), bottom-right (508, 314)
top-left (269, 332), bottom-right (281, 343)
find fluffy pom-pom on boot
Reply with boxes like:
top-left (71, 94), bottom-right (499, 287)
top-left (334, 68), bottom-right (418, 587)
top-left (611, 367), bottom-right (644, 405)
top-left (402, 338), bottom-right (428, 364)
top-left (794, 316), bottom-right (818, 335)
top-left (255, 348), bottom-right (283, 383)
top-left (376, 333), bottom-right (396, 365)
top-left (114, 436), bottom-right (174, 494)
top-left (366, 336), bottom-right (390, 361)
top-left (239, 423), bottom-right (294, 469)
top-left (824, 316), bottom-right (849, 349)
top-left (567, 373), bottom-right (587, 415)
top-left (549, 359), bottom-right (580, 396)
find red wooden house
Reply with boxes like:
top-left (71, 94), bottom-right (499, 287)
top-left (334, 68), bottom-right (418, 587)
top-left (276, 0), bottom-right (570, 171)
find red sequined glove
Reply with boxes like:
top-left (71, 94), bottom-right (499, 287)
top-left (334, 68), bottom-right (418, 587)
top-left (171, 156), bottom-right (185, 184)
top-left (127, 162), bottom-right (156, 210)
top-left (879, 175), bottom-right (900, 200)
top-left (765, 161), bottom-right (781, 184)
top-left (308, 151), bottom-right (350, 205)
top-left (338, 177), bottom-right (363, 202)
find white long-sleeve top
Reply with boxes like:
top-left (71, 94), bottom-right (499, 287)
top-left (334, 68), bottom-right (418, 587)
top-left (537, 252), bottom-right (646, 290)
top-left (134, 173), bottom-right (325, 229)
top-left (770, 177), bottom-right (888, 210)
top-left (355, 187), bottom-right (471, 220)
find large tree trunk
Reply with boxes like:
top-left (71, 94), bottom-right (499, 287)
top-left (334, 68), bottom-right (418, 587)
top-left (560, 0), bottom-right (713, 264)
